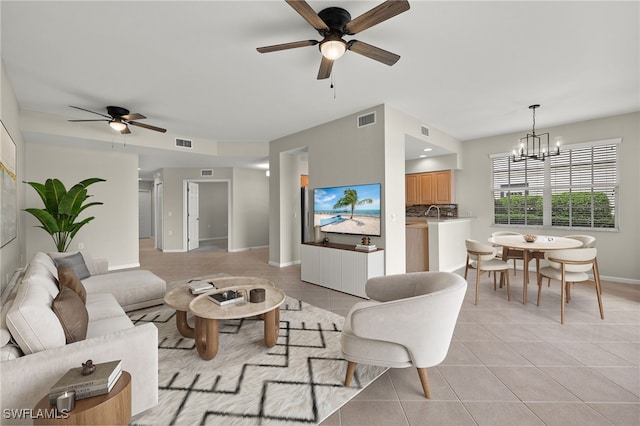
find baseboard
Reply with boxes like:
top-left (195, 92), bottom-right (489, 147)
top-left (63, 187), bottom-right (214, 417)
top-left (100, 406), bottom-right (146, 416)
top-left (228, 245), bottom-right (269, 253)
top-left (268, 260), bottom-right (301, 268)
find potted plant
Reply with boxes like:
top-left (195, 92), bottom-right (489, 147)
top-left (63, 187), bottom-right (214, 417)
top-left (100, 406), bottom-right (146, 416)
top-left (24, 178), bottom-right (106, 252)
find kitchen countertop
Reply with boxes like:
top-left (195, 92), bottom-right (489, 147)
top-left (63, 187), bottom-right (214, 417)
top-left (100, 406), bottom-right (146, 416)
top-left (406, 217), bottom-right (475, 224)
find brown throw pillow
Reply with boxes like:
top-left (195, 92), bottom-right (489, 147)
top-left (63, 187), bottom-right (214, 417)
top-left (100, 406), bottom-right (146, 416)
top-left (57, 264), bottom-right (87, 304)
top-left (52, 287), bottom-right (88, 343)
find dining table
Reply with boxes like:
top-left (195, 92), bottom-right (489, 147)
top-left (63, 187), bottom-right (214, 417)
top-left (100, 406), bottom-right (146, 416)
top-left (488, 234), bottom-right (583, 304)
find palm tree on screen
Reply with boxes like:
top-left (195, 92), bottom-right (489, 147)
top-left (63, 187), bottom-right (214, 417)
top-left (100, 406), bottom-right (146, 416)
top-left (333, 189), bottom-right (373, 219)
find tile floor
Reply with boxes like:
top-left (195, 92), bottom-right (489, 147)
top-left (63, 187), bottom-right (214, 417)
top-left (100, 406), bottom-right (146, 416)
top-left (138, 239), bottom-right (639, 425)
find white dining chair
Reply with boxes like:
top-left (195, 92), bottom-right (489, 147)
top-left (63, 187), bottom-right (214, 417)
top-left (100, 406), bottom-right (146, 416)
top-left (545, 235), bottom-right (596, 287)
top-left (465, 239), bottom-right (511, 305)
top-left (491, 231), bottom-right (523, 275)
top-left (536, 247), bottom-right (604, 324)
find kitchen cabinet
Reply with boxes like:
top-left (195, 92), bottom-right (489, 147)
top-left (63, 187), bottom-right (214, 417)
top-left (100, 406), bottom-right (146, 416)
top-left (405, 170), bottom-right (453, 205)
top-left (301, 242), bottom-right (385, 298)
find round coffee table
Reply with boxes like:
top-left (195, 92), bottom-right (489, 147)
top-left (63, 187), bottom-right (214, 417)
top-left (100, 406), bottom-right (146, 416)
top-left (164, 277), bottom-right (276, 338)
top-left (188, 283), bottom-right (285, 360)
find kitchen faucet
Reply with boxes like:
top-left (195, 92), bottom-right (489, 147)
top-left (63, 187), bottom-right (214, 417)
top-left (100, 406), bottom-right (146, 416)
top-left (425, 205), bottom-right (441, 220)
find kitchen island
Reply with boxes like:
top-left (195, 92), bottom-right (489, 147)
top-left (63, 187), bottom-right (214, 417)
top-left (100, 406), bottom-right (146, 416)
top-left (406, 217), bottom-right (473, 272)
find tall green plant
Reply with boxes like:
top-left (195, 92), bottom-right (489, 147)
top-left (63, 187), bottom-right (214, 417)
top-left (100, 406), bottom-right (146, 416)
top-left (24, 178), bottom-right (106, 252)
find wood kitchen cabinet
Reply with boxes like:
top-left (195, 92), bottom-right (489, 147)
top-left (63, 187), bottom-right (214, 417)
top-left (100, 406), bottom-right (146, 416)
top-left (405, 170), bottom-right (453, 205)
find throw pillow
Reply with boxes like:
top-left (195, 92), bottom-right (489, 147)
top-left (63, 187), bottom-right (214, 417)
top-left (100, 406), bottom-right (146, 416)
top-left (57, 264), bottom-right (87, 304)
top-left (52, 252), bottom-right (91, 280)
top-left (51, 287), bottom-right (88, 343)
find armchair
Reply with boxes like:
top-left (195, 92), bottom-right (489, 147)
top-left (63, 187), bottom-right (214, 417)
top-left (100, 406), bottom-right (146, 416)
top-left (341, 272), bottom-right (467, 398)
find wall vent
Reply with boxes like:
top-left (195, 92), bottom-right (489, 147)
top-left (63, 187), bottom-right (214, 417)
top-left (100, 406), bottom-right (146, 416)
top-left (421, 125), bottom-right (430, 138)
top-left (200, 169), bottom-right (213, 177)
top-left (357, 112), bottom-right (376, 128)
top-left (175, 138), bottom-right (193, 148)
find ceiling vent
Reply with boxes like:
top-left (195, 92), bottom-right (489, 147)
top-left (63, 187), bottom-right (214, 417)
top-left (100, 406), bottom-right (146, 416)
top-left (421, 125), bottom-right (430, 138)
top-left (175, 138), bottom-right (192, 149)
top-left (357, 112), bottom-right (376, 128)
top-left (200, 169), bottom-right (213, 177)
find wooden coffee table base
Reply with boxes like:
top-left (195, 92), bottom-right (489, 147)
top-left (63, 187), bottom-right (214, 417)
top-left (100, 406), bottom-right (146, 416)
top-left (194, 307), bottom-right (280, 360)
top-left (175, 310), bottom-right (194, 338)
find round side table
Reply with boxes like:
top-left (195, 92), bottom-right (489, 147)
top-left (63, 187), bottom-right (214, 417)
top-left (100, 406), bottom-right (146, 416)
top-left (34, 371), bottom-right (131, 425)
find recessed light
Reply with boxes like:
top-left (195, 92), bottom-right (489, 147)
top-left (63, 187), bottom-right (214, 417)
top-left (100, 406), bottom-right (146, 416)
top-left (423, 148), bottom-right (433, 152)
top-left (419, 155), bottom-right (427, 158)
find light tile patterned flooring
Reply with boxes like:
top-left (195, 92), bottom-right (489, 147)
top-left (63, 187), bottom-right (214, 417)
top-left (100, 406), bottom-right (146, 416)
top-left (138, 239), bottom-right (639, 425)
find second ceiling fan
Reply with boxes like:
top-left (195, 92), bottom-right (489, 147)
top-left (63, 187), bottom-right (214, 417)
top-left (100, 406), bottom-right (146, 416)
top-left (257, 0), bottom-right (410, 79)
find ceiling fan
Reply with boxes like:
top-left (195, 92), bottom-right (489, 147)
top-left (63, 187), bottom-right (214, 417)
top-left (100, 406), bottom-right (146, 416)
top-left (257, 0), bottom-right (410, 79)
top-left (68, 105), bottom-right (167, 134)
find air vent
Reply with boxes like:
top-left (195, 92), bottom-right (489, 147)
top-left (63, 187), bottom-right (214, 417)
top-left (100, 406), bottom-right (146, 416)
top-left (175, 138), bottom-right (192, 149)
top-left (421, 125), bottom-right (430, 138)
top-left (357, 112), bottom-right (376, 128)
top-left (201, 169), bottom-right (213, 177)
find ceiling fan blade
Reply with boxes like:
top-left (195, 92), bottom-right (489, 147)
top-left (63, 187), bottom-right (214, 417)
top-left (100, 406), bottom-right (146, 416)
top-left (285, 0), bottom-right (329, 31)
top-left (128, 121), bottom-right (167, 133)
top-left (348, 40), bottom-right (400, 66)
top-left (69, 105), bottom-right (111, 119)
top-left (67, 119), bottom-right (109, 122)
top-left (317, 56), bottom-right (334, 80)
top-left (257, 40), bottom-right (318, 53)
top-left (345, 0), bottom-right (410, 35)
top-left (121, 113), bottom-right (146, 120)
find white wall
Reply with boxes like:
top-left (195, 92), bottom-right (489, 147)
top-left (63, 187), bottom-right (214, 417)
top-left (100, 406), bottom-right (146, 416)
top-left (457, 112), bottom-right (640, 283)
top-left (198, 182), bottom-right (228, 240)
top-left (0, 60), bottom-right (27, 290)
top-left (24, 143), bottom-right (139, 268)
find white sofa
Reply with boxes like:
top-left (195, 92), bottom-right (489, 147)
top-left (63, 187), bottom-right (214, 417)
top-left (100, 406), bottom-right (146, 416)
top-left (0, 252), bottom-right (163, 424)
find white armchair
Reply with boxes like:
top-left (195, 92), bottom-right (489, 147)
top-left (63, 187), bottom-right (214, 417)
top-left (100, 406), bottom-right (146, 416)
top-left (341, 272), bottom-right (467, 398)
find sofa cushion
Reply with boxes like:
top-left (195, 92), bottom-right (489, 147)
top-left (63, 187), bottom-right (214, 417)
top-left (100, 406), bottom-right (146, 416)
top-left (52, 252), bottom-right (91, 280)
top-left (52, 287), bottom-right (89, 343)
top-left (82, 270), bottom-right (166, 310)
top-left (57, 264), bottom-right (87, 304)
top-left (5, 273), bottom-right (66, 354)
top-left (85, 293), bottom-right (129, 322)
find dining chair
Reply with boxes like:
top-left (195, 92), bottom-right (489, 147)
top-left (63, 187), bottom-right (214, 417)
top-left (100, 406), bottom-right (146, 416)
top-left (536, 247), bottom-right (604, 324)
top-left (546, 235), bottom-right (596, 287)
top-left (491, 231), bottom-right (524, 275)
top-left (465, 239), bottom-right (511, 305)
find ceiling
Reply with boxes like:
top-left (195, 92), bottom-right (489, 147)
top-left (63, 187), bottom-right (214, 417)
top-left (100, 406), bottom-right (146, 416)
top-left (2, 1), bottom-right (638, 179)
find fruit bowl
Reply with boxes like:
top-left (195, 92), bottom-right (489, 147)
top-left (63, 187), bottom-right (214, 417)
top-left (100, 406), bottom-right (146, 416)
top-left (523, 234), bottom-right (537, 243)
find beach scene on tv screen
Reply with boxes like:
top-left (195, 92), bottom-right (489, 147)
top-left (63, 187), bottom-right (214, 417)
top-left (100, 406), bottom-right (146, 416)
top-left (314, 184), bottom-right (381, 236)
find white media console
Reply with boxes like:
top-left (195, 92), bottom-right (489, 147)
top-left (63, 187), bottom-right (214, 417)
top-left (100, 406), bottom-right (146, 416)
top-left (300, 242), bottom-right (385, 298)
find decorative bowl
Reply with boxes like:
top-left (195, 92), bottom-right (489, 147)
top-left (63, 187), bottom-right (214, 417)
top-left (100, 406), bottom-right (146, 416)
top-left (523, 234), bottom-right (537, 243)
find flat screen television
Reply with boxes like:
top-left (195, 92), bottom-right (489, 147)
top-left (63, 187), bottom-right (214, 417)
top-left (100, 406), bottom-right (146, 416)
top-left (313, 183), bottom-right (381, 237)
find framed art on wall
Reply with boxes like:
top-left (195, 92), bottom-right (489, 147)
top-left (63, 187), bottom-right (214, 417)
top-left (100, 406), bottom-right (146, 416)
top-left (1, 121), bottom-right (17, 247)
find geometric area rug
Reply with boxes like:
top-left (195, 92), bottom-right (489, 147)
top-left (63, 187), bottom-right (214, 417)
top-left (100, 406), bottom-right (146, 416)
top-left (128, 296), bottom-right (387, 425)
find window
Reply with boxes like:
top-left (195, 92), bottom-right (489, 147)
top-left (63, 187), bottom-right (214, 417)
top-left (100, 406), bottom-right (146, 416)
top-left (491, 139), bottom-right (619, 229)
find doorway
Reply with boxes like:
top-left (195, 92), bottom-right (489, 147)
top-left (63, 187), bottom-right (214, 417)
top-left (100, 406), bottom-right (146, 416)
top-left (183, 180), bottom-right (230, 252)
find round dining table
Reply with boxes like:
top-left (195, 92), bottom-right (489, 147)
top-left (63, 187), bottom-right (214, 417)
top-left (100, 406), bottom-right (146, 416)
top-left (488, 234), bottom-right (583, 304)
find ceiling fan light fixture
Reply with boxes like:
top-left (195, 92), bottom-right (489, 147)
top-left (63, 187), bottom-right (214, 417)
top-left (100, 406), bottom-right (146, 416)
top-left (109, 119), bottom-right (127, 132)
top-left (320, 38), bottom-right (346, 60)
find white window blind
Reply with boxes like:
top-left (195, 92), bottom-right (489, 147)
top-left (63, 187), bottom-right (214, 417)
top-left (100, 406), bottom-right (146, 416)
top-left (491, 140), bottom-right (619, 229)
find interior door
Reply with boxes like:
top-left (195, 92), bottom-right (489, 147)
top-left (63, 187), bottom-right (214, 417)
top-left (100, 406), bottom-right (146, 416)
top-left (188, 181), bottom-right (200, 251)
top-left (155, 183), bottom-right (163, 250)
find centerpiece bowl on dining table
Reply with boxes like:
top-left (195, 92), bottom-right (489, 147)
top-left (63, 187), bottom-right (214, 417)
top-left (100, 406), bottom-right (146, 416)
top-left (523, 234), bottom-right (537, 243)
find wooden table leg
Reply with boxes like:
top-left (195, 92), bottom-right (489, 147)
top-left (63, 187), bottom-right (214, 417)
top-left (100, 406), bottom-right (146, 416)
top-left (263, 307), bottom-right (280, 347)
top-left (522, 249), bottom-right (530, 305)
top-left (194, 316), bottom-right (219, 360)
top-left (176, 310), bottom-right (194, 338)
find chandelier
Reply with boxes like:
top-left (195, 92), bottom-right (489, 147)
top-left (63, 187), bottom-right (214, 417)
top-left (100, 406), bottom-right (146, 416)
top-left (512, 104), bottom-right (559, 162)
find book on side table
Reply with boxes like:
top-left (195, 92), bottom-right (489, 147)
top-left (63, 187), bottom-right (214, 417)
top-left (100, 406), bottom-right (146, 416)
top-left (188, 280), bottom-right (215, 294)
top-left (48, 360), bottom-right (122, 404)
